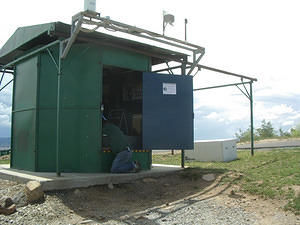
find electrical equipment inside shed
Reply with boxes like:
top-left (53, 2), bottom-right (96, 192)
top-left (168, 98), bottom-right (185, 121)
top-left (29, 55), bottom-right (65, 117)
top-left (102, 66), bottom-right (143, 149)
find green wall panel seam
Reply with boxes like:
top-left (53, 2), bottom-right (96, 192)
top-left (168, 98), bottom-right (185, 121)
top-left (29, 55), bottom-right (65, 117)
top-left (12, 108), bottom-right (37, 113)
top-left (13, 108), bottom-right (102, 113)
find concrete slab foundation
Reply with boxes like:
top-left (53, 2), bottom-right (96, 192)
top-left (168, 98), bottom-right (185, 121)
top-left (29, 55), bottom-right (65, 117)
top-left (0, 164), bottom-right (182, 191)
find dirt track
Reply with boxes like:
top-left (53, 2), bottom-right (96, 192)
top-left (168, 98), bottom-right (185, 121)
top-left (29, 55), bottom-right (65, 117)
top-left (0, 169), bottom-right (299, 224)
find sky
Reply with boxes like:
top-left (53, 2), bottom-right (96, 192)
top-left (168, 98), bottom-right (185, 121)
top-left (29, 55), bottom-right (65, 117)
top-left (0, 0), bottom-right (299, 140)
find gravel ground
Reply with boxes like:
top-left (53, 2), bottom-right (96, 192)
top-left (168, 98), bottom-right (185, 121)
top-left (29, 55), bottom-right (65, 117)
top-left (0, 172), bottom-right (299, 225)
top-left (119, 198), bottom-right (256, 225)
top-left (0, 196), bottom-right (256, 225)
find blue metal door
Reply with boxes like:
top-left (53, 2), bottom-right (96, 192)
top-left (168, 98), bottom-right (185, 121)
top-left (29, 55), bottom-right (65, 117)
top-left (142, 72), bottom-right (193, 149)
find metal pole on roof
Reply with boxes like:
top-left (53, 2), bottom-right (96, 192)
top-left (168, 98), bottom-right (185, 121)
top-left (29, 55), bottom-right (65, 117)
top-left (185, 19), bottom-right (188, 41)
top-left (163, 11), bottom-right (165, 36)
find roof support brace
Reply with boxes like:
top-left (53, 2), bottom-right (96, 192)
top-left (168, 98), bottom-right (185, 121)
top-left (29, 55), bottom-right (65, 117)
top-left (0, 40), bottom-right (61, 93)
top-left (0, 78), bottom-right (13, 92)
top-left (165, 61), bottom-right (174, 75)
top-left (46, 49), bottom-right (59, 71)
top-left (187, 50), bottom-right (205, 75)
top-left (195, 64), bottom-right (257, 82)
top-left (194, 81), bottom-right (252, 91)
top-left (61, 14), bottom-right (84, 59)
top-left (0, 69), bottom-right (5, 86)
top-left (153, 60), bottom-right (257, 82)
top-left (2, 40), bottom-right (61, 70)
top-left (0, 68), bottom-right (14, 92)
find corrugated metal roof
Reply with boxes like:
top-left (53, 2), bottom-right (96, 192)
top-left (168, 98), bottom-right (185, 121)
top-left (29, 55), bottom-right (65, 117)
top-left (0, 22), bottom-right (188, 66)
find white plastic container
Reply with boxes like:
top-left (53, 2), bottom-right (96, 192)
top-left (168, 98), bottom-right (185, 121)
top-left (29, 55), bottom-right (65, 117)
top-left (185, 138), bottom-right (238, 162)
top-left (84, 0), bottom-right (96, 11)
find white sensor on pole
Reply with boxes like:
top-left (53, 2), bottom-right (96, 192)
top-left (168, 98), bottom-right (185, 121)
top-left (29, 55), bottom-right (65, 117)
top-left (163, 11), bottom-right (175, 36)
top-left (84, 0), bottom-right (96, 11)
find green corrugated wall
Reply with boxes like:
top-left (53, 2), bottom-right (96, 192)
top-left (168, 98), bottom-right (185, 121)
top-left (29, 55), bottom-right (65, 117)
top-left (11, 43), bottom-right (151, 172)
top-left (11, 57), bottom-right (38, 171)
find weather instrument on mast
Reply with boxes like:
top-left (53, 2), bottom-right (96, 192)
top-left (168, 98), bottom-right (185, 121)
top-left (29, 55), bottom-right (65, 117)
top-left (163, 11), bottom-right (175, 36)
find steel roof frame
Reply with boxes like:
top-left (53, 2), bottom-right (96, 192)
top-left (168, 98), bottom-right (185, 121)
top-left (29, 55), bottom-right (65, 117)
top-left (60, 10), bottom-right (205, 77)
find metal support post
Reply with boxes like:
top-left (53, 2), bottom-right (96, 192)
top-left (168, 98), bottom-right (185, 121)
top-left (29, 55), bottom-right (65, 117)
top-left (56, 74), bottom-right (61, 176)
top-left (181, 57), bottom-right (187, 168)
top-left (56, 41), bottom-right (63, 177)
top-left (250, 81), bottom-right (254, 156)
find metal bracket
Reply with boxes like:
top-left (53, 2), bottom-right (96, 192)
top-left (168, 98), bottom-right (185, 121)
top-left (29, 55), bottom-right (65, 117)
top-left (0, 69), bottom-right (5, 86)
top-left (0, 79), bottom-right (13, 92)
top-left (46, 49), bottom-right (59, 72)
top-left (187, 50), bottom-right (205, 76)
top-left (165, 61), bottom-right (174, 75)
top-left (235, 79), bottom-right (252, 100)
top-left (60, 14), bottom-right (84, 59)
top-left (0, 68), bottom-right (14, 92)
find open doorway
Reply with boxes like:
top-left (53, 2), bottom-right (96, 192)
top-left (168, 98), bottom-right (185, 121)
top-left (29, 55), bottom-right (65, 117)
top-left (102, 65), bottom-right (143, 150)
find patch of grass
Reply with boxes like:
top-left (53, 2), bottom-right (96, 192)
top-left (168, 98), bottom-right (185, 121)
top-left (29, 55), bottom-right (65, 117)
top-left (0, 154), bottom-right (10, 164)
top-left (153, 153), bottom-right (181, 165)
top-left (153, 148), bottom-right (300, 214)
top-left (0, 159), bottom-right (9, 164)
top-left (285, 193), bottom-right (300, 215)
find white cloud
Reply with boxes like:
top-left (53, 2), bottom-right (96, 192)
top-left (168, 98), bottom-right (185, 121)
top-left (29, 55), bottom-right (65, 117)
top-left (288, 114), bottom-right (300, 120)
top-left (0, 103), bottom-right (11, 115)
top-left (0, 114), bottom-right (10, 127)
top-left (255, 103), bottom-right (295, 121)
top-left (282, 121), bottom-right (294, 126)
top-left (0, 102), bottom-right (11, 129)
top-left (205, 112), bottom-right (218, 120)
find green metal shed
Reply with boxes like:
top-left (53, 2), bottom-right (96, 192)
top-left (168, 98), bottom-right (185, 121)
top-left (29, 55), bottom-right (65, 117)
top-left (0, 13), bottom-right (203, 173)
top-left (0, 11), bottom-right (258, 174)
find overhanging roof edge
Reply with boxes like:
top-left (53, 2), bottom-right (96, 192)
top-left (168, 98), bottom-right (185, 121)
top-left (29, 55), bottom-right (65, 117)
top-left (0, 21), bottom-right (189, 66)
top-left (0, 22), bottom-right (55, 59)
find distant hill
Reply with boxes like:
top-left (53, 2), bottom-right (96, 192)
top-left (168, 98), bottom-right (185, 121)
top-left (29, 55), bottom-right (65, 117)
top-left (0, 137), bottom-right (10, 148)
